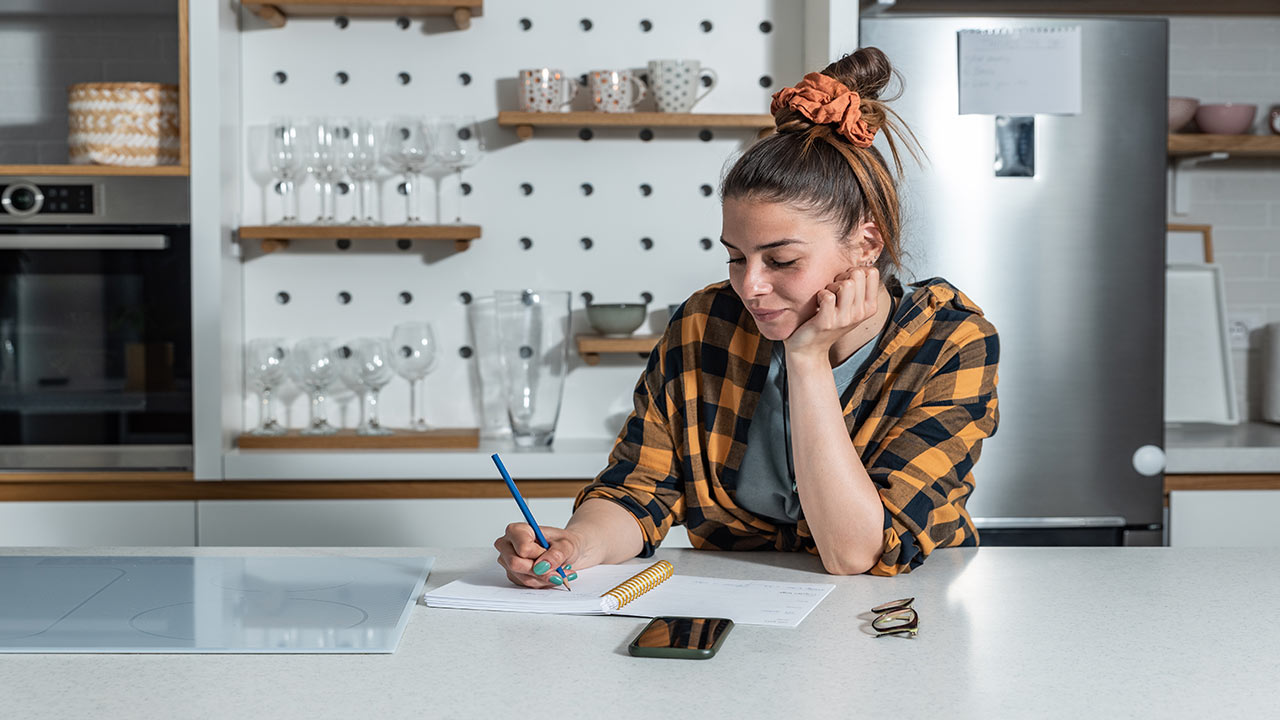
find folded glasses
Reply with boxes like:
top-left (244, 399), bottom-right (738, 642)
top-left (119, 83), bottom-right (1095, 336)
top-left (871, 597), bottom-right (918, 638)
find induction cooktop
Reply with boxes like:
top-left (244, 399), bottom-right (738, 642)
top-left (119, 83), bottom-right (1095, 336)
top-left (0, 555), bottom-right (434, 653)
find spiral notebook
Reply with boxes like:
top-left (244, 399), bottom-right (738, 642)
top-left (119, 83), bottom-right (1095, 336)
top-left (423, 560), bottom-right (835, 628)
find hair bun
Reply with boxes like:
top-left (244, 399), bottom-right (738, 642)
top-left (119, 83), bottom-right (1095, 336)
top-left (822, 47), bottom-right (894, 101)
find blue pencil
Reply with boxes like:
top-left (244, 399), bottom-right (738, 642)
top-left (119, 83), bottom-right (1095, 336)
top-left (492, 453), bottom-right (571, 591)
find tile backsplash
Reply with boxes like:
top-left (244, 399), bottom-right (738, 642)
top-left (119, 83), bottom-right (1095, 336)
top-left (1169, 17), bottom-right (1280, 421)
top-left (0, 14), bottom-right (178, 165)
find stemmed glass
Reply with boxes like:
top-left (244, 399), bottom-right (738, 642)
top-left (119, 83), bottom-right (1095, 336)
top-left (337, 338), bottom-right (395, 436)
top-left (388, 322), bottom-right (437, 432)
top-left (381, 117), bottom-right (431, 224)
top-left (244, 338), bottom-right (288, 436)
top-left (267, 117), bottom-right (304, 224)
top-left (342, 118), bottom-right (380, 224)
top-left (431, 115), bottom-right (485, 223)
top-left (304, 119), bottom-right (341, 224)
top-left (288, 337), bottom-right (339, 435)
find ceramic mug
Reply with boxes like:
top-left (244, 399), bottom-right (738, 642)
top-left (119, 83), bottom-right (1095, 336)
top-left (647, 59), bottom-right (719, 113)
top-left (589, 69), bottom-right (648, 113)
top-left (519, 68), bottom-right (578, 113)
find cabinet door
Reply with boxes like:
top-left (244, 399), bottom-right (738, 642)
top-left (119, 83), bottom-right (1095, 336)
top-left (197, 499), bottom-right (693, 548)
top-left (1169, 490), bottom-right (1280, 547)
top-left (0, 502), bottom-right (196, 546)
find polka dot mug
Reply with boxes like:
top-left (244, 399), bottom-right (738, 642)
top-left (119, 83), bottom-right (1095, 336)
top-left (589, 69), bottom-right (648, 113)
top-left (647, 59), bottom-right (719, 113)
top-left (519, 68), bottom-right (578, 113)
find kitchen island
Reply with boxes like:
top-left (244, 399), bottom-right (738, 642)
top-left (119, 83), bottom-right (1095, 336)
top-left (0, 546), bottom-right (1274, 719)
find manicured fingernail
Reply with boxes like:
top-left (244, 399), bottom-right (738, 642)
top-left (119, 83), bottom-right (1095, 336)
top-left (563, 564), bottom-right (572, 570)
top-left (549, 575), bottom-right (563, 586)
top-left (532, 561), bottom-right (551, 575)
top-left (567, 573), bottom-right (578, 581)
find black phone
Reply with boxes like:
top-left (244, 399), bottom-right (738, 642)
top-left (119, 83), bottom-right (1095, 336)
top-left (627, 616), bottom-right (734, 659)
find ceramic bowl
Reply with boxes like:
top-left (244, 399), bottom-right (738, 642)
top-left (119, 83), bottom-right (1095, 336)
top-left (586, 303), bottom-right (647, 336)
top-left (1167, 97), bottom-right (1199, 132)
top-left (1194, 103), bottom-right (1257, 134)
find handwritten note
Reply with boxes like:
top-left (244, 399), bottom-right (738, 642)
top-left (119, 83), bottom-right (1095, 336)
top-left (958, 27), bottom-right (1082, 115)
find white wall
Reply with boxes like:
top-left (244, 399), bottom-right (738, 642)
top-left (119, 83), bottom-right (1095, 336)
top-left (1168, 17), bottom-right (1280, 421)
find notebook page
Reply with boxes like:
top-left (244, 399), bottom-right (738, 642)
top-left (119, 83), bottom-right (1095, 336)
top-left (423, 563), bottom-right (655, 614)
top-left (618, 575), bottom-right (835, 628)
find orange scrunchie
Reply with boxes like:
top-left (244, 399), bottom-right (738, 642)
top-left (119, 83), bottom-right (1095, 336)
top-left (770, 72), bottom-right (876, 148)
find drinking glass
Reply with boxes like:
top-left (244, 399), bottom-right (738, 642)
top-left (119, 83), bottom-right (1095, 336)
top-left (494, 290), bottom-right (572, 447)
top-left (304, 118), bottom-right (341, 224)
top-left (431, 115), bottom-right (485, 223)
top-left (388, 322), bottom-right (437, 432)
top-left (267, 118), bottom-right (304, 224)
top-left (381, 118), bottom-right (431, 224)
top-left (288, 337), bottom-right (338, 435)
top-left (337, 337), bottom-right (395, 436)
top-left (244, 338), bottom-right (288, 436)
top-left (466, 297), bottom-right (511, 440)
top-left (342, 118), bottom-right (380, 224)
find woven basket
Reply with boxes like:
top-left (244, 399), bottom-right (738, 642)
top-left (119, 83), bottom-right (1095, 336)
top-left (68, 82), bottom-right (180, 166)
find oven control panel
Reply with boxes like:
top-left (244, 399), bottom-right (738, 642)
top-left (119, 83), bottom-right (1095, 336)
top-left (0, 182), bottom-right (94, 217)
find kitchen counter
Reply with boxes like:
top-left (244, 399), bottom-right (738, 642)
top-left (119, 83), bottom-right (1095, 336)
top-left (1, 545), bottom-right (1276, 719)
top-left (1165, 421), bottom-right (1280, 474)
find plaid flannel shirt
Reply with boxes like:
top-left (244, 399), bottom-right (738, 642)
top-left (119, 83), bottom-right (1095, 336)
top-left (575, 277), bottom-right (1000, 576)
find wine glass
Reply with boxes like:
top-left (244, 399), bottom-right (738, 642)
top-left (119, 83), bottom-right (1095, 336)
top-left (267, 118), bottom-right (304, 224)
top-left (337, 338), bottom-right (395, 436)
top-left (288, 337), bottom-right (339, 435)
top-left (388, 322), bottom-right (437, 432)
top-left (431, 115), bottom-right (485, 223)
top-left (381, 118), bottom-right (431, 224)
top-left (304, 118), bottom-right (340, 224)
top-left (341, 118), bottom-right (379, 224)
top-left (244, 338), bottom-right (288, 435)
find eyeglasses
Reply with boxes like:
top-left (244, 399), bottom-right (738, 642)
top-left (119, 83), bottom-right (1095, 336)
top-left (871, 597), bottom-right (918, 638)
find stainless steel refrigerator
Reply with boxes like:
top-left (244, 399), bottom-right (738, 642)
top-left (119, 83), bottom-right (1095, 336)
top-left (860, 13), bottom-right (1167, 545)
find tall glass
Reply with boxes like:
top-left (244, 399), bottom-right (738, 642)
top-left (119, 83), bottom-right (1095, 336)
top-left (304, 118), bottom-right (340, 224)
top-left (267, 118), bottom-right (304, 224)
top-left (388, 322), bottom-right (437, 432)
top-left (431, 115), bottom-right (485, 223)
top-left (466, 297), bottom-right (511, 440)
top-left (381, 117), bottom-right (431, 224)
top-left (343, 118), bottom-right (379, 224)
top-left (494, 290), bottom-right (572, 447)
top-left (288, 337), bottom-right (338, 435)
top-left (244, 338), bottom-right (288, 436)
top-left (337, 337), bottom-right (395, 436)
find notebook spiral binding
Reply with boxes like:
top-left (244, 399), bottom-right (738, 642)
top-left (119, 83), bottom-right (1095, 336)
top-left (601, 560), bottom-right (674, 611)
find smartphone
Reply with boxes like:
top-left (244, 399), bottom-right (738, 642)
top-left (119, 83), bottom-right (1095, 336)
top-left (627, 616), bottom-right (734, 659)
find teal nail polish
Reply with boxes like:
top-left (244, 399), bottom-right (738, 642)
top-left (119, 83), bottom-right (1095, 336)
top-left (563, 564), bottom-right (572, 570)
top-left (549, 575), bottom-right (563, 586)
top-left (532, 561), bottom-right (551, 575)
top-left (567, 572), bottom-right (578, 581)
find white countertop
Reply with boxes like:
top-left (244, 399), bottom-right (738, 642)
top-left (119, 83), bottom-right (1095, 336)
top-left (1165, 421), bottom-right (1280, 474)
top-left (2, 546), bottom-right (1277, 719)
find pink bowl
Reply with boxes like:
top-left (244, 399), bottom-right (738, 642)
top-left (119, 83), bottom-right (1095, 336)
top-left (1194, 103), bottom-right (1257, 134)
top-left (1168, 97), bottom-right (1199, 131)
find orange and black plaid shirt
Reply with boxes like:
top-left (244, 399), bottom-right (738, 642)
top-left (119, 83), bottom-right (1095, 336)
top-left (575, 277), bottom-right (1000, 576)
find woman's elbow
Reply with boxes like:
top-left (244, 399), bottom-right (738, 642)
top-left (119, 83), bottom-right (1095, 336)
top-left (820, 551), bottom-right (879, 576)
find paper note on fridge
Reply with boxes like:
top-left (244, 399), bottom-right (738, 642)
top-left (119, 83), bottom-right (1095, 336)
top-left (957, 26), bottom-right (1082, 116)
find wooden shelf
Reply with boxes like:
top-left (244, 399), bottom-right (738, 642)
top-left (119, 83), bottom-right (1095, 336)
top-left (0, 164), bottom-right (189, 177)
top-left (497, 111), bottom-right (774, 140)
top-left (576, 334), bottom-right (660, 366)
top-left (242, 0), bottom-right (483, 30)
top-left (238, 224), bottom-right (481, 253)
top-left (866, 0), bottom-right (1280, 14)
top-left (1168, 134), bottom-right (1280, 157)
top-left (237, 427), bottom-right (479, 450)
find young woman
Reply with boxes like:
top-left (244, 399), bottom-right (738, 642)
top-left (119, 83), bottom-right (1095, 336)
top-left (495, 47), bottom-right (1000, 580)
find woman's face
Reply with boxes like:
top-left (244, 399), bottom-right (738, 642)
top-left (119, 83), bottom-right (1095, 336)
top-left (721, 197), bottom-right (869, 341)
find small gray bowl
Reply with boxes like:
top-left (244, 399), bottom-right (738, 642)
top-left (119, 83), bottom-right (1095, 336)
top-left (586, 303), bottom-right (647, 336)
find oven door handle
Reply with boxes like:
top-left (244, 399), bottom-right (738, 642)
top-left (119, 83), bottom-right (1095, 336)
top-left (0, 235), bottom-right (170, 250)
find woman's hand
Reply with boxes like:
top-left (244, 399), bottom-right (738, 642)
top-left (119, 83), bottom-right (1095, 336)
top-left (494, 523), bottom-right (584, 589)
top-left (785, 266), bottom-right (881, 362)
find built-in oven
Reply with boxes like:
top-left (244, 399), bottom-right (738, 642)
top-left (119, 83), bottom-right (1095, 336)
top-left (0, 176), bottom-right (191, 471)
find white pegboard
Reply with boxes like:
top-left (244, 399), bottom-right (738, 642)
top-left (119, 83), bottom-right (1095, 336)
top-left (236, 1), bottom-right (805, 441)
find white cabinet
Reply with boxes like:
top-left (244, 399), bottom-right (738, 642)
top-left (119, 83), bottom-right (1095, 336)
top-left (1168, 490), bottom-right (1280, 547)
top-left (197, 499), bottom-right (693, 549)
top-left (0, 502), bottom-right (195, 546)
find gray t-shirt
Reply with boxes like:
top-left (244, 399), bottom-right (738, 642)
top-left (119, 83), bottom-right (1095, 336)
top-left (733, 284), bottom-right (916, 524)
